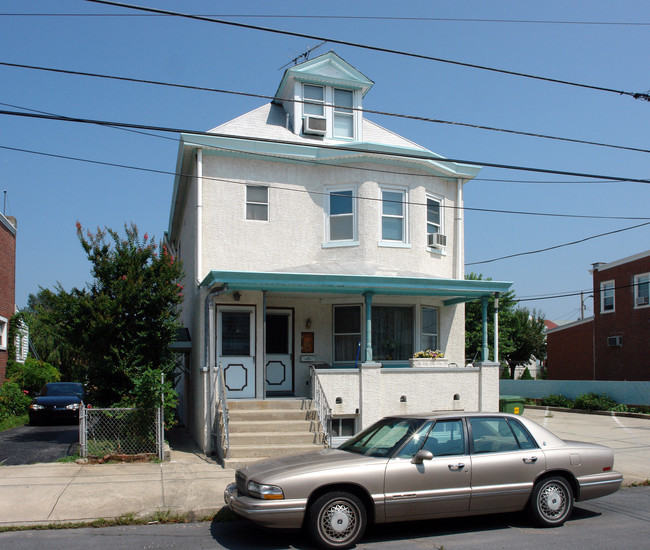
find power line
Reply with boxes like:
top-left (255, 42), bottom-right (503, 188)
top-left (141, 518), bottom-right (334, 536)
top-left (466, 222), bottom-right (650, 266)
top-left (516, 279), bottom-right (647, 303)
top-left (2, 142), bottom-right (648, 222)
top-left (3, 108), bottom-right (650, 185)
top-left (84, 0), bottom-right (650, 102)
top-left (3, 61), bottom-right (648, 154)
top-left (5, 13), bottom-right (650, 26)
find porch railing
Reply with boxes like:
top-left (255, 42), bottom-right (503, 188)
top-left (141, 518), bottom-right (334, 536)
top-left (216, 362), bottom-right (230, 459)
top-left (310, 366), bottom-right (332, 447)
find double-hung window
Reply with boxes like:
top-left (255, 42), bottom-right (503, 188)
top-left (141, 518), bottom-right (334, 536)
top-left (0, 316), bottom-right (8, 351)
top-left (380, 187), bottom-right (407, 244)
top-left (635, 273), bottom-right (649, 308)
top-left (245, 185), bottom-right (269, 221)
top-left (600, 280), bottom-right (615, 313)
top-left (426, 196), bottom-right (444, 249)
top-left (421, 307), bottom-right (439, 350)
top-left (303, 84), bottom-right (325, 117)
top-left (333, 305), bottom-right (361, 362)
top-left (326, 188), bottom-right (356, 243)
top-left (333, 88), bottom-right (354, 138)
top-left (371, 306), bottom-right (413, 361)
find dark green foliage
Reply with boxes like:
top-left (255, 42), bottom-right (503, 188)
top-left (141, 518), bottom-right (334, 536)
top-left (541, 394), bottom-right (575, 408)
top-left (520, 366), bottom-right (534, 380)
top-left (23, 223), bottom-right (183, 425)
top-left (573, 392), bottom-right (624, 412)
top-left (465, 273), bottom-right (546, 376)
top-left (0, 382), bottom-right (31, 421)
top-left (6, 358), bottom-right (61, 394)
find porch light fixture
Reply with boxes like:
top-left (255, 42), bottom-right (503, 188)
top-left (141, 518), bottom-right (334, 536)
top-left (233, 291), bottom-right (241, 301)
top-left (305, 318), bottom-right (312, 329)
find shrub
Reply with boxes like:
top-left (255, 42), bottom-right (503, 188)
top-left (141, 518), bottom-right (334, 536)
top-left (520, 367), bottom-right (533, 380)
top-left (7, 358), bottom-right (61, 394)
top-left (541, 394), bottom-right (574, 408)
top-left (573, 392), bottom-right (620, 411)
top-left (0, 381), bottom-right (31, 421)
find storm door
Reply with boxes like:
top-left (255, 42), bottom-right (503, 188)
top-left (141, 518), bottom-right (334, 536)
top-left (217, 307), bottom-right (255, 399)
top-left (265, 310), bottom-right (293, 395)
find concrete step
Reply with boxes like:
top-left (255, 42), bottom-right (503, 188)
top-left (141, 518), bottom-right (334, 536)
top-left (229, 399), bottom-right (313, 411)
top-left (226, 442), bottom-right (324, 460)
top-left (229, 419), bottom-right (320, 433)
top-left (228, 409), bottom-right (315, 422)
top-left (228, 431), bottom-right (320, 446)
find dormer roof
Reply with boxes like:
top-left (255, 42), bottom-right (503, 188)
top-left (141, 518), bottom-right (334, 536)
top-left (274, 51), bottom-right (374, 103)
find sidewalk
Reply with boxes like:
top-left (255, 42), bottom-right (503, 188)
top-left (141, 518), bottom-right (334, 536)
top-left (0, 430), bottom-right (235, 528)
top-left (0, 411), bottom-right (648, 528)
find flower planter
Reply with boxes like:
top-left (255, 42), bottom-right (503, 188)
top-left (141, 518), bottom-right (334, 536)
top-left (409, 358), bottom-right (450, 368)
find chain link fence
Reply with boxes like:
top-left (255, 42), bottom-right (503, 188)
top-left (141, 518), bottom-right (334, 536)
top-left (79, 406), bottom-right (164, 460)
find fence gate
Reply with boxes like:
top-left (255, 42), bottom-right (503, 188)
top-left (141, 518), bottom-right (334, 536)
top-left (79, 406), bottom-right (164, 460)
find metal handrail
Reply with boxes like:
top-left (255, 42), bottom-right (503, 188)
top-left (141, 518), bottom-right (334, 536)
top-left (216, 362), bottom-right (230, 458)
top-left (310, 366), bottom-right (331, 446)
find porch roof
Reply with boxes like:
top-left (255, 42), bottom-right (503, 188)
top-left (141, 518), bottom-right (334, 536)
top-left (200, 269), bottom-right (512, 305)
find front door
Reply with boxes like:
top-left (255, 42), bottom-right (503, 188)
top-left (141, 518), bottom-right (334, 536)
top-left (218, 307), bottom-right (255, 399)
top-left (265, 310), bottom-right (293, 395)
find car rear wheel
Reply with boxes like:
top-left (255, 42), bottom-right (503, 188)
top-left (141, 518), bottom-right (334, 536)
top-left (530, 476), bottom-right (574, 527)
top-left (307, 491), bottom-right (367, 549)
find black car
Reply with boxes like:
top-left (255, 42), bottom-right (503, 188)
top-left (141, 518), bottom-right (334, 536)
top-left (28, 382), bottom-right (87, 425)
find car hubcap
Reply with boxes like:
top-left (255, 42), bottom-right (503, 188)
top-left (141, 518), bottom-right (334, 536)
top-left (540, 483), bottom-right (566, 518)
top-left (322, 501), bottom-right (356, 541)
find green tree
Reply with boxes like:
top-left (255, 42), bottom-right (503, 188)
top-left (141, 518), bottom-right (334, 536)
top-left (22, 223), bottom-right (184, 423)
top-left (72, 223), bottom-right (184, 420)
top-left (465, 273), bottom-right (546, 377)
top-left (7, 358), bottom-right (61, 394)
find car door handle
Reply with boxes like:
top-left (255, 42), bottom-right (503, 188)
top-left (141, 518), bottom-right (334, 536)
top-left (522, 457), bottom-right (538, 464)
top-left (448, 463), bottom-right (465, 471)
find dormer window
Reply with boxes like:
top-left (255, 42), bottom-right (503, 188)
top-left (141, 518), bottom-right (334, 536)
top-left (301, 84), bottom-right (357, 140)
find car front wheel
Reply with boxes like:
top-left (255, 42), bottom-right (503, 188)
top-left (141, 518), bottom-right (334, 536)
top-left (307, 491), bottom-right (367, 549)
top-left (530, 476), bottom-right (574, 527)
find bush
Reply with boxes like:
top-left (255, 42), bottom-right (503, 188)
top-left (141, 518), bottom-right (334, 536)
top-left (573, 392), bottom-right (621, 412)
top-left (541, 394), bottom-right (574, 408)
top-left (520, 367), bottom-right (533, 380)
top-left (0, 381), bottom-right (31, 421)
top-left (7, 358), bottom-right (61, 394)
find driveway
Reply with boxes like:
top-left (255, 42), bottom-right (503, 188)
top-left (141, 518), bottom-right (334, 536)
top-left (0, 423), bottom-right (79, 466)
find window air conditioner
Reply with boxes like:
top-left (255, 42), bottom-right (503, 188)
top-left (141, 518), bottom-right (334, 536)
top-left (637, 295), bottom-right (649, 306)
top-left (303, 116), bottom-right (326, 136)
top-left (428, 232), bottom-right (447, 248)
top-left (606, 335), bottom-right (622, 347)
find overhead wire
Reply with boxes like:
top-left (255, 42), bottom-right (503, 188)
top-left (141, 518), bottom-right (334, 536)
top-left (2, 108), bottom-right (650, 185)
top-left (83, 0), bottom-right (650, 102)
top-left (2, 61), bottom-right (649, 154)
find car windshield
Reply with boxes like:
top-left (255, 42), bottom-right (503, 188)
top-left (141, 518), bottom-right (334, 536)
top-left (339, 417), bottom-right (426, 458)
top-left (41, 383), bottom-right (84, 397)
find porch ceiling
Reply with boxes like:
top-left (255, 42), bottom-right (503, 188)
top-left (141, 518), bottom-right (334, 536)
top-left (200, 270), bottom-right (512, 305)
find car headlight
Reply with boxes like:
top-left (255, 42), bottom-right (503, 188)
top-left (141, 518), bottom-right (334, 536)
top-left (29, 404), bottom-right (44, 410)
top-left (247, 480), bottom-right (284, 500)
top-left (66, 403), bottom-right (81, 410)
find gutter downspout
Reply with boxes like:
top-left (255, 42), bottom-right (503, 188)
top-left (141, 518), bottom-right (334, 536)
top-left (455, 178), bottom-right (464, 280)
top-left (196, 148), bottom-right (203, 286)
top-left (203, 283), bottom-right (228, 454)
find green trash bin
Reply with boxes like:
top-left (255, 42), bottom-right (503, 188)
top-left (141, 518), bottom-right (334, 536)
top-left (499, 395), bottom-right (525, 415)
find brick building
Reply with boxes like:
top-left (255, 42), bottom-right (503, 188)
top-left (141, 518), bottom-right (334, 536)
top-left (0, 213), bottom-right (17, 384)
top-left (547, 250), bottom-right (650, 381)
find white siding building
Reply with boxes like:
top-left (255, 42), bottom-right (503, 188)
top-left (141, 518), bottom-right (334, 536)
top-left (166, 52), bottom-right (510, 455)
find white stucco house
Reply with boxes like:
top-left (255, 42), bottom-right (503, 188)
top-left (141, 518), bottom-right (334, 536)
top-left (165, 52), bottom-right (511, 458)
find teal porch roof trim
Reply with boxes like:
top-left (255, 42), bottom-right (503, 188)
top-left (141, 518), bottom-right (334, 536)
top-left (200, 270), bottom-right (512, 304)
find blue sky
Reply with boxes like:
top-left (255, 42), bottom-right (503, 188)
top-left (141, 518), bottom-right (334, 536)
top-left (1, 0), bottom-right (649, 322)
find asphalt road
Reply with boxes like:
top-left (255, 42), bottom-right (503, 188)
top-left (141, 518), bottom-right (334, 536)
top-left (0, 422), bottom-right (79, 466)
top-left (0, 487), bottom-right (647, 549)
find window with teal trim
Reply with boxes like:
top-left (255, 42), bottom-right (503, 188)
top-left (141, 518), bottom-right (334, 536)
top-left (372, 306), bottom-right (413, 361)
top-left (333, 305), bottom-right (361, 362)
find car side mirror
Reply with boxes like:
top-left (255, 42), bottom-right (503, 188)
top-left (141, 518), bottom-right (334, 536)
top-left (411, 450), bottom-right (433, 464)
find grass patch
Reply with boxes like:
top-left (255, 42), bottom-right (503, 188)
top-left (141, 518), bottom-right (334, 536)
top-left (0, 414), bottom-right (28, 433)
top-left (56, 454), bottom-right (81, 464)
top-left (628, 479), bottom-right (650, 487)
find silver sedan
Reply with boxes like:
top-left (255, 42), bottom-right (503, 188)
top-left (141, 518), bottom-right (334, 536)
top-left (224, 412), bottom-right (622, 549)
